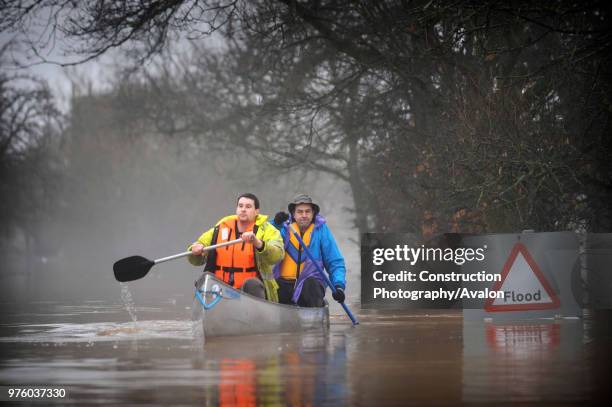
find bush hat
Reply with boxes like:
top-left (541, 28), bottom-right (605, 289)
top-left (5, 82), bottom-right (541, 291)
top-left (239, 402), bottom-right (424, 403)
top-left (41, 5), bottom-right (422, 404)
top-left (288, 194), bottom-right (320, 215)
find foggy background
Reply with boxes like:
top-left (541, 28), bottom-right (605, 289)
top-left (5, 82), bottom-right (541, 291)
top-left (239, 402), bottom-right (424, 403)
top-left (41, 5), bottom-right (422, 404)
top-left (1, 1), bottom-right (611, 309)
top-left (0, 75), bottom-right (361, 304)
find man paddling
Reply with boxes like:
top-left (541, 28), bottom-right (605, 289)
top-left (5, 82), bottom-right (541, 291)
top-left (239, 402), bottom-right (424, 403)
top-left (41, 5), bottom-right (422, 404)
top-left (272, 194), bottom-right (347, 307)
top-left (188, 193), bottom-right (284, 301)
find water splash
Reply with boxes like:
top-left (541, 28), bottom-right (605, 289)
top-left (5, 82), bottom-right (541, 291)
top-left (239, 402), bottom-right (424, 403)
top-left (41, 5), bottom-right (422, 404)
top-left (0, 320), bottom-right (195, 343)
top-left (120, 283), bottom-right (138, 322)
top-left (190, 296), bottom-right (205, 348)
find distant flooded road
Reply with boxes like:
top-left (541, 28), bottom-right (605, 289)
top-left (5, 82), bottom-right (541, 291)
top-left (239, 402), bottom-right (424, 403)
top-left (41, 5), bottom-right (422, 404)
top-left (0, 301), bottom-right (610, 405)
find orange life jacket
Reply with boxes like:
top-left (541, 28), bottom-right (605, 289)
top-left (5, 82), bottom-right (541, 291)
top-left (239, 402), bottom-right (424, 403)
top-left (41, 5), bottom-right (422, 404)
top-left (209, 218), bottom-right (259, 288)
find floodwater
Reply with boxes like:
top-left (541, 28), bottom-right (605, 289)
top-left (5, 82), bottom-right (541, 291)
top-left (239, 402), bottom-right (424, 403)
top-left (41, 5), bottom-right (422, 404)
top-left (0, 297), bottom-right (611, 406)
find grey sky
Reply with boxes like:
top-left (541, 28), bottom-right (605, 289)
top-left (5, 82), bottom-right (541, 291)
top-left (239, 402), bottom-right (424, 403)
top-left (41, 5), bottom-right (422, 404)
top-left (0, 14), bottom-right (113, 111)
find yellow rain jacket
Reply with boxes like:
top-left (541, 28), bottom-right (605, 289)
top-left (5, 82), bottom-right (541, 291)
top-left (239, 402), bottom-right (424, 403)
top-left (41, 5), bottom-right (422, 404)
top-left (188, 214), bottom-right (283, 302)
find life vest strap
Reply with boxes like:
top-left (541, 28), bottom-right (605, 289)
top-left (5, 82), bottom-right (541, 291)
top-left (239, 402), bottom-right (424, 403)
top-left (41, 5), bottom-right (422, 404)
top-left (217, 266), bottom-right (258, 273)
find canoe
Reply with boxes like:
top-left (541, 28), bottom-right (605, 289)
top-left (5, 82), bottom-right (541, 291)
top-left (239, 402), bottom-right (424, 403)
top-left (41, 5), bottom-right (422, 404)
top-left (193, 272), bottom-right (329, 338)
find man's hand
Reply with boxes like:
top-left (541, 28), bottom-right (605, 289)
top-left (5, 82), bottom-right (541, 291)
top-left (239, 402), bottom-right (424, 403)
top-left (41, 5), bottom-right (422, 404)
top-left (241, 231), bottom-right (263, 249)
top-left (191, 243), bottom-right (204, 256)
top-left (332, 286), bottom-right (345, 303)
top-left (274, 211), bottom-right (289, 225)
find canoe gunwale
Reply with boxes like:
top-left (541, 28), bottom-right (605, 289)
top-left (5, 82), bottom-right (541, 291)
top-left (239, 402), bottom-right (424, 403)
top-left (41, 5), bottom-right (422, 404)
top-left (194, 272), bottom-right (330, 337)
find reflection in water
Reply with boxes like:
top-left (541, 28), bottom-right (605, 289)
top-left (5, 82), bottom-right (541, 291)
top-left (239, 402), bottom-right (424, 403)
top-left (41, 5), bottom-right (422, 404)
top-left (200, 333), bottom-right (347, 406)
top-left (485, 323), bottom-right (561, 352)
top-left (347, 313), bottom-right (463, 406)
top-left (218, 359), bottom-right (256, 406)
top-left (584, 309), bottom-right (612, 403)
top-left (0, 304), bottom-right (610, 405)
top-left (463, 320), bottom-right (588, 404)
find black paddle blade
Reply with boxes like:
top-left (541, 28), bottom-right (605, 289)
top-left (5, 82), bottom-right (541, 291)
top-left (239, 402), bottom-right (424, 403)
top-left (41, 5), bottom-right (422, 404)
top-left (113, 256), bottom-right (155, 282)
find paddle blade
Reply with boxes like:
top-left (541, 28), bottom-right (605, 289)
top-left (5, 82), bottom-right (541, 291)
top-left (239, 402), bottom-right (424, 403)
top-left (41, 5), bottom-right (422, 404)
top-left (113, 255), bottom-right (155, 282)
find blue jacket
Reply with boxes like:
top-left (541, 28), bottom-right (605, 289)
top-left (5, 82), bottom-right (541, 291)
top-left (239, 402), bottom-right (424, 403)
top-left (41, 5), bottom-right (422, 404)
top-left (273, 214), bottom-right (346, 303)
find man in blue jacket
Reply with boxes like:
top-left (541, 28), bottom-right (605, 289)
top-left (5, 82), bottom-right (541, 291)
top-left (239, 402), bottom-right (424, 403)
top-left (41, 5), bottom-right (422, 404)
top-left (272, 194), bottom-right (347, 307)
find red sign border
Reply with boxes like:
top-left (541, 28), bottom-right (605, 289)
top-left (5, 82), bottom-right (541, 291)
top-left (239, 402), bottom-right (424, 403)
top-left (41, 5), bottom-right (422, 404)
top-left (484, 242), bottom-right (560, 312)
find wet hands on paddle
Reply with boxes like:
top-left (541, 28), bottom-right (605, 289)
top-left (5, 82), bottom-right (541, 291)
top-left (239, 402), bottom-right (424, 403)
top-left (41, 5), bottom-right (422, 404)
top-left (191, 232), bottom-right (262, 255)
top-left (191, 243), bottom-right (205, 256)
top-left (240, 231), bottom-right (263, 249)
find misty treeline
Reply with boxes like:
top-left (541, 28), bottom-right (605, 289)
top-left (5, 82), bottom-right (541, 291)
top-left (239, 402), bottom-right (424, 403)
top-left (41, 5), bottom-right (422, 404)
top-left (1, 45), bottom-right (341, 299)
top-left (2, 1), bottom-right (612, 265)
top-left (0, 55), bottom-right (204, 278)
top-left (0, 54), bottom-right (321, 273)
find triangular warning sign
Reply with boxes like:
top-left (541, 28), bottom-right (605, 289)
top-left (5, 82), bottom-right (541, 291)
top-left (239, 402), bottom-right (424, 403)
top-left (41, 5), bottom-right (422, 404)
top-left (484, 242), bottom-right (560, 312)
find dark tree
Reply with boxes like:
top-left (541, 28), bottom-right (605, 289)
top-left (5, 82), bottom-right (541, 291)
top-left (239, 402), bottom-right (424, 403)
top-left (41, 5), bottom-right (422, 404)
top-left (3, 0), bottom-right (611, 235)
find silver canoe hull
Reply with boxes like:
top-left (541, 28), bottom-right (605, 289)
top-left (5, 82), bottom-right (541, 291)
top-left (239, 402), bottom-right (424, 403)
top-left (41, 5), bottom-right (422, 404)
top-left (194, 272), bottom-right (329, 337)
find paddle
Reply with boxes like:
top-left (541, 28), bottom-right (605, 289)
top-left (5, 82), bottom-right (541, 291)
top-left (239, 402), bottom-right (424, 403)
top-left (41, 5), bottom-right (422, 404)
top-left (113, 238), bottom-right (243, 282)
top-left (288, 226), bottom-right (359, 326)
